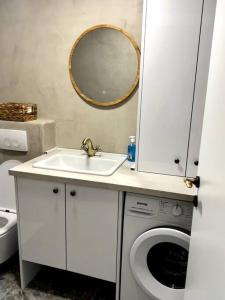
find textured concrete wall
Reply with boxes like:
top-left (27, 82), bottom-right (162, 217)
top-left (0, 0), bottom-right (143, 154)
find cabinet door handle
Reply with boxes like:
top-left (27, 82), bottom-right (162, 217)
top-left (194, 160), bottom-right (199, 166)
top-left (53, 188), bottom-right (59, 194)
top-left (174, 158), bottom-right (180, 164)
top-left (70, 190), bottom-right (76, 197)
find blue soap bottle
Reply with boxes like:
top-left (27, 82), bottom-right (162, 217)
top-left (127, 136), bottom-right (136, 162)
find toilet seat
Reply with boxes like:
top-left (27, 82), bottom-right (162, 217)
top-left (0, 211), bottom-right (17, 236)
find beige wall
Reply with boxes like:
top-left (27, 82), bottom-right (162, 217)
top-left (0, 0), bottom-right (143, 154)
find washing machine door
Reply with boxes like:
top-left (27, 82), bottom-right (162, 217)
top-left (130, 227), bottom-right (190, 300)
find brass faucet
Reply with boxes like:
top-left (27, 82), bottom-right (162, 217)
top-left (81, 137), bottom-right (101, 157)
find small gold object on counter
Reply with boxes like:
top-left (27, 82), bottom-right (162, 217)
top-left (184, 178), bottom-right (194, 188)
top-left (184, 176), bottom-right (200, 189)
top-left (0, 102), bottom-right (37, 122)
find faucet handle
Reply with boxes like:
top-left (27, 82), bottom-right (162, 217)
top-left (95, 145), bottom-right (102, 152)
top-left (80, 144), bottom-right (88, 151)
top-left (82, 137), bottom-right (88, 144)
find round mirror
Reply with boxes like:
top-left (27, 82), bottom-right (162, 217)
top-left (69, 25), bottom-right (140, 107)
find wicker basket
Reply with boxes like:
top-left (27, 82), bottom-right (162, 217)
top-left (0, 102), bottom-right (37, 122)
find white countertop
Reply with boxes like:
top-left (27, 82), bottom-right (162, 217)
top-left (9, 148), bottom-right (197, 202)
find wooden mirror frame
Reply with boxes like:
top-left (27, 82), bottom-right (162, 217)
top-left (69, 24), bottom-right (140, 107)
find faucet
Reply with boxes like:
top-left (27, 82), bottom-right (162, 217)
top-left (81, 137), bottom-right (101, 157)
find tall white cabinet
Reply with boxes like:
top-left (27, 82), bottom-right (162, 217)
top-left (137, 0), bottom-right (216, 177)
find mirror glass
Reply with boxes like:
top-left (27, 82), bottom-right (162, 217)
top-left (69, 25), bottom-right (140, 107)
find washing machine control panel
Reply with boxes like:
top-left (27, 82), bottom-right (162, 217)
top-left (125, 193), bottom-right (193, 224)
top-left (172, 204), bottom-right (183, 216)
top-left (126, 194), bottom-right (159, 218)
top-left (159, 199), bottom-right (193, 219)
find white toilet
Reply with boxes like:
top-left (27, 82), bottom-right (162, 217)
top-left (0, 160), bottom-right (21, 264)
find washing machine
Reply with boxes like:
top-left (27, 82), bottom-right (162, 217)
top-left (120, 193), bottom-right (193, 300)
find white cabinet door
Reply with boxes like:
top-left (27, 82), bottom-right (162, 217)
top-left (17, 178), bottom-right (66, 269)
top-left (186, 0), bottom-right (216, 177)
top-left (185, 1), bottom-right (225, 299)
top-left (137, 0), bottom-right (203, 176)
top-left (66, 185), bottom-right (118, 282)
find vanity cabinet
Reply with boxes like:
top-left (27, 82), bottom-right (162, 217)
top-left (137, 0), bottom-right (215, 177)
top-left (66, 185), bottom-right (118, 282)
top-left (17, 177), bottom-right (66, 269)
top-left (16, 178), bottom-right (119, 283)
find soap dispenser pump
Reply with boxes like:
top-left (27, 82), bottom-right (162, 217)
top-left (127, 136), bottom-right (136, 162)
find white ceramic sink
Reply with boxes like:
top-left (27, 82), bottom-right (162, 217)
top-left (33, 150), bottom-right (127, 176)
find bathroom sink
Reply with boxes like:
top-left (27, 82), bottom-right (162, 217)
top-left (32, 150), bottom-right (127, 176)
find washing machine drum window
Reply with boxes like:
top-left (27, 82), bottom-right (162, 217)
top-left (147, 242), bottom-right (188, 289)
top-left (130, 227), bottom-right (190, 300)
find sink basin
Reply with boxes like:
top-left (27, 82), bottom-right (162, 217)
top-left (33, 150), bottom-right (127, 176)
